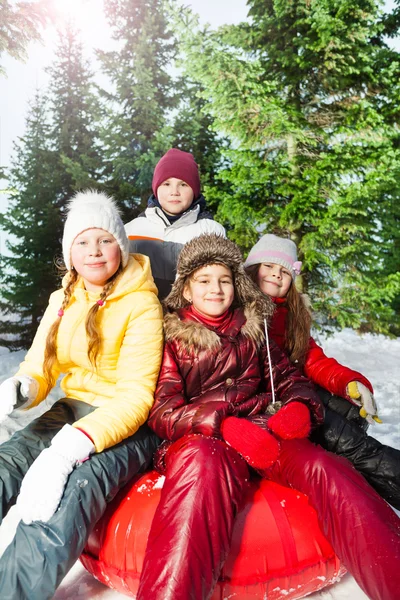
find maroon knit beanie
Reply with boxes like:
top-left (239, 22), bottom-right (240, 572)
top-left (152, 148), bottom-right (201, 199)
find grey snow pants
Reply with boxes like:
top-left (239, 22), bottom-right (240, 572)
top-left (0, 399), bottom-right (159, 600)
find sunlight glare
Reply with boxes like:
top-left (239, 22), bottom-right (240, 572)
top-left (53, 0), bottom-right (96, 30)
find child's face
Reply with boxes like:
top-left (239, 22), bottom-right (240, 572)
top-left (183, 264), bottom-right (234, 318)
top-left (157, 177), bottom-right (194, 215)
top-left (71, 228), bottom-right (121, 292)
top-left (256, 263), bottom-right (292, 298)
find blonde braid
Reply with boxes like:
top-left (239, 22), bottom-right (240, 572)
top-left (43, 270), bottom-right (79, 395)
top-left (85, 264), bottom-right (124, 369)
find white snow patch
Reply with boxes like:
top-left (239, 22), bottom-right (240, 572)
top-left (153, 475), bottom-right (165, 489)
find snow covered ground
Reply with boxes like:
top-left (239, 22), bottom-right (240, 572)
top-left (0, 328), bottom-right (399, 599)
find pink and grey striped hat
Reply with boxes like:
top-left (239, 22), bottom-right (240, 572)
top-left (244, 234), bottom-right (302, 280)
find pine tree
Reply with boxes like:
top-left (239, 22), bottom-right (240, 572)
top-left (0, 92), bottom-right (60, 349)
top-left (182, 0), bottom-right (400, 335)
top-left (97, 0), bottom-right (178, 218)
top-left (0, 0), bottom-right (52, 74)
top-left (46, 23), bottom-right (104, 203)
top-left (167, 5), bottom-right (226, 211)
top-left (0, 24), bottom-right (104, 349)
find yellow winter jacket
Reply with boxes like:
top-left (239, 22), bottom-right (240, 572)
top-left (17, 254), bottom-right (163, 452)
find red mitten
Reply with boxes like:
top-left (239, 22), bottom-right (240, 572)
top-left (267, 401), bottom-right (311, 440)
top-left (221, 416), bottom-right (280, 469)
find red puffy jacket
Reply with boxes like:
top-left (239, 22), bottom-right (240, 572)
top-left (148, 306), bottom-right (324, 441)
top-left (269, 300), bottom-right (373, 399)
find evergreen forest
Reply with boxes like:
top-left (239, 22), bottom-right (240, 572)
top-left (0, 0), bottom-right (399, 349)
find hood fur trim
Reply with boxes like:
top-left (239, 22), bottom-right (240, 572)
top-left (164, 303), bottom-right (267, 353)
top-left (164, 312), bottom-right (221, 353)
top-left (241, 303), bottom-right (267, 347)
top-left (164, 234), bottom-right (275, 324)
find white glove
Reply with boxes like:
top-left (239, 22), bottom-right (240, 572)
top-left (0, 375), bottom-right (39, 422)
top-left (347, 381), bottom-right (382, 425)
top-left (16, 424), bottom-right (95, 524)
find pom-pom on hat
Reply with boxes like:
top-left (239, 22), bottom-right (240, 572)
top-left (152, 148), bottom-right (201, 200)
top-left (62, 190), bottom-right (130, 271)
top-left (244, 234), bottom-right (302, 280)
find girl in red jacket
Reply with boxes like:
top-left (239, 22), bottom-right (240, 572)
top-left (244, 233), bottom-right (400, 509)
top-left (137, 233), bottom-right (400, 600)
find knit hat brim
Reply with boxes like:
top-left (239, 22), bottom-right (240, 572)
top-left (152, 148), bottom-right (201, 199)
top-left (62, 190), bottom-right (130, 271)
top-left (244, 234), bottom-right (302, 280)
top-left (164, 234), bottom-right (274, 320)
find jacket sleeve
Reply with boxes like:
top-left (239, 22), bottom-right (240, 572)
top-left (72, 295), bottom-right (164, 452)
top-left (201, 220), bottom-right (226, 237)
top-left (304, 337), bottom-right (373, 400)
top-left (262, 341), bottom-right (324, 426)
top-left (129, 238), bottom-right (179, 300)
top-left (16, 290), bottom-right (63, 403)
top-left (148, 343), bottom-right (232, 441)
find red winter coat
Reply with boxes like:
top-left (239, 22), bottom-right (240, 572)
top-left (269, 300), bottom-right (373, 400)
top-left (148, 306), bottom-right (324, 442)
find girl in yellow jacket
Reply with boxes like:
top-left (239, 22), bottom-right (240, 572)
top-left (0, 190), bottom-right (163, 600)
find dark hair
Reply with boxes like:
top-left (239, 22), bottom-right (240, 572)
top-left (245, 264), bottom-right (312, 368)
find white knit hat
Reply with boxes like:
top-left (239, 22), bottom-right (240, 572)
top-left (62, 190), bottom-right (129, 271)
top-left (244, 234), bottom-right (302, 280)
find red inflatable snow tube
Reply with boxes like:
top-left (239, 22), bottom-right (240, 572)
top-left (80, 470), bottom-right (345, 599)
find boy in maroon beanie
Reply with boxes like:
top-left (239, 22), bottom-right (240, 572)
top-left (125, 148), bottom-right (225, 299)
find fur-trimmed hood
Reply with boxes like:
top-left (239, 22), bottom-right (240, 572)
top-left (164, 303), bottom-right (270, 354)
top-left (164, 234), bottom-right (274, 323)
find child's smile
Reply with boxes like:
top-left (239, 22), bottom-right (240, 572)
top-left (70, 228), bottom-right (121, 292)
top-left (184, 264), bottom-right (234, 318)
top-left (257, 263), bottom-right (292, 298)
